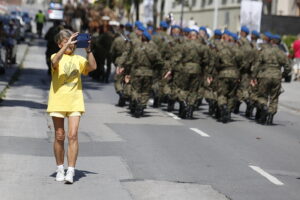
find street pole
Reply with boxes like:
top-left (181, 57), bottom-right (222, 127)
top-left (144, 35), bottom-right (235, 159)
top-left (213, 0), bottom-right (219, 30)
top-left (180, 0), bottom-right (184, 27)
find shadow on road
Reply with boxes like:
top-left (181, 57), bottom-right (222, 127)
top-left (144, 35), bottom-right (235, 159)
top-left (0, 99), bottom-right (47, 109)
top-left (49, 169), bottom-right (98, 182)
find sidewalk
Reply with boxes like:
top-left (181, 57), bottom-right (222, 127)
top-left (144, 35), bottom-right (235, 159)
top-left (0, 44), bottom-right (29, 98)
top-left (280, 81), bottom-right (300, 113)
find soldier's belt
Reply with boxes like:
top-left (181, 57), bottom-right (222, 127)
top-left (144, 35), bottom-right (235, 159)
top-left (183, 63), bottom-right (201, 74)
top-left (132, 67), bottom-right (153, 76)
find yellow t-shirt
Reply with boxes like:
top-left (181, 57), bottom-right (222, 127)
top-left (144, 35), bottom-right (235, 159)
top-left (47, 53), bottom-right (89, 113)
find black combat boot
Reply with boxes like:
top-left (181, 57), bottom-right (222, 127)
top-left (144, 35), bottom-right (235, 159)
top-left (153, 97), bottom-right (160, 108)
top-left (186, 105), bottom-right (194, 119)
top-left (245, 101), bottom-right (254, 119)
top-left (167, 99), bottom-right (175, 112)
top-left (134, 104), bottom-right (143, 118)
top-left (255, 106), bottom-right (261, 122)
top-left (179, 101), bottom-right (188, 119)
top-left (220, 105), bottom-right (229, 123)
top-left (117, 91), bottom-right (126, 107)
top-left (266, 113), bottom-right (274, 125)
top-left (195, 98), bottom-right (203, 110)
top-left (215, 105), bottom-right (221, 120)
top-left (233, 101), bottom-right (241, 114)
top-left (208, 100), bottom-right (216, 116)
top-left (258, 105), bottom-right (268, 125)
top-left (129, 100), bottom-right (137, 114)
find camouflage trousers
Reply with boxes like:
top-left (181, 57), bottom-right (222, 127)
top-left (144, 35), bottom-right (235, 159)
top-left (131, 75), bottom-right (153, 106)
top-left (114, 73), bottom-right (124, 93)
top-left (114, 73), bottom-right (132, 98)
top-left (256, 78), bottom-right (282, 114)
top-left (174, 73), bottom-right (200, 106)
top-left (217, 77), bottom-right (239, 111)
top-left (236, 73), bottom-right (251, 102)
top-left (203, 74), bottom-right (218, 101)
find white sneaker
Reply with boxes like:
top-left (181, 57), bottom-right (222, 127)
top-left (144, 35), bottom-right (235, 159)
top-left (55, 168), bottom-right (65, 182)
top-left (65, 170), bottom-right (75, 184)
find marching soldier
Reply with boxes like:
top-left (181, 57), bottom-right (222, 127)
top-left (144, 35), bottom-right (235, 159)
top-left (251, 33), bottom-right (291, 125)
top-left (122, 31), bottom-right (163, 118)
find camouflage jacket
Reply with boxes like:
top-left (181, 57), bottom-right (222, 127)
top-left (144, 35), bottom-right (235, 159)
top-left (123, 41), bottom-right (163, 77)
top-left (252, 43), bottom-right (291, 79)
top-left (214, 41), bottom-right (240, 78)
top-left (174, 39), bottom-right (211, 75)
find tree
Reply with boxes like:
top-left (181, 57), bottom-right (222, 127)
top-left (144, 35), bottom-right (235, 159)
top-left (160, 0), bottom-right (165, 21)
top-left (153, 0), bottom-right (158, 29)
top-left (134, 0), bottom-right (142, 21)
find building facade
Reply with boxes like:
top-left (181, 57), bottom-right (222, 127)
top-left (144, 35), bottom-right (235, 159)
top-left (152, 0), bottom-right (300, 32)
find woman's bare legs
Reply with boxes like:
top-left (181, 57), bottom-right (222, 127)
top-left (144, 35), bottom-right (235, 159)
top-left (67, 116), bottom-right (80, 167)
top-left (52, 117), bottom-right (65, 165)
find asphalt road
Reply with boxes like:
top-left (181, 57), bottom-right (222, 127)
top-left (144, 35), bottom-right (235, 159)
top-left (0, 39), bottom-right (300, 200)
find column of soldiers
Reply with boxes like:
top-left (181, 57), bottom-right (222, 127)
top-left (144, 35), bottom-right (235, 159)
top-left (110, 21), bottom-right (291, 125)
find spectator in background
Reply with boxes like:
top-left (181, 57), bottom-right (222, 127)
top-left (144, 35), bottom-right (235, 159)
top-left (293, 34), bottom-right (300, 81)
top-left (35, 10), bottom-right (46, 38)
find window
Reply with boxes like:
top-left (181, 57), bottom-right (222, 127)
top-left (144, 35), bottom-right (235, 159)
top-left (201, 0), bottom-right (206, 7)
top-left (192, 0), bottom-right (197, 7)
top-left (222, 0), bottom-right (227, 5)
top-left (172, 1), bottom-right (176, 8)
top-left (208, 0), bottom-right (213, 5)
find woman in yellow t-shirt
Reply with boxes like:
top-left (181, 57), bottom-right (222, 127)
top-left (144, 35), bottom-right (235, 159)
top-left (47, 29), bottom-right (96, 184)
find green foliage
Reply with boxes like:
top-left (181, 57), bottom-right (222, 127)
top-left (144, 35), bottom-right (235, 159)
top-left (283, 35), bottom-right (297, 56)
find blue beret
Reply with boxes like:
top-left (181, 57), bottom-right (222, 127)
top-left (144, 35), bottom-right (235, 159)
top-left (190, 29), bottom-right (199, 34)
top-left (199, 26), bottom-right (207, 33)
top-left (137, 25), bottom-right (146, 32)
top-left (135, 21), bottom-right (143, 27)
top-left (264, 31), bottom-right (273, 39)
top-left (183, 27), bottom-right (191, 33)
top-left (147, 26), bottom-right (154, 31)
top-left (143, 31), bottom-right (152, 41)
top-left (241, 26), bottom-right (249, 34)
top-left (214, 29), bottom-right (222, 36)
top-left (171, 25), bottom-right (181, 30)
top-left (125, 22), bottom-right (133, 28)
top-left (231, 32), bottom-right (238, 41)
top-left (223, 29), bottom-right (231, 36)
top-left (160, 21), bottom-right (169, 29)
top-left (272, 34), bottom-right (281, 40)
top-left (251, 30), bottom-right (260, 38)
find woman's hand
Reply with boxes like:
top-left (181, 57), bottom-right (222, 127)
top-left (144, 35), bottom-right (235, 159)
top-left (85, 40), bottom-right (91, 53)
top-left (66, 32), bottom-right (79, 47)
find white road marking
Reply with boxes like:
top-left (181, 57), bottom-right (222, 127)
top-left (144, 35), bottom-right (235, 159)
top-left (249, 165), bottom-right (284, 186)
top-left (167, 112), bottom-right (181, 120)
top-left (190, 128), bottom-right (210, 138)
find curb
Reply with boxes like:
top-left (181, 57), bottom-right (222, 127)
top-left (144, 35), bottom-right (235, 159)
top-left (0, 44), bottom-right (30, 101)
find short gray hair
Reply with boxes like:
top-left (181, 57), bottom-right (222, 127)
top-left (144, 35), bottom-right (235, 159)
top-left (55, 29), bottom-right (73, 44)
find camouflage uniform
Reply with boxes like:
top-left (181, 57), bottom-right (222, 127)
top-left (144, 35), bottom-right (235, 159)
top-left (166, 36), bottom-right (186, 112)
top-left (116, 35), bottom-right (142, 101)
top-left (151, 31), bottom-right (173, 107)
top-left (234, 37), bottom-right (256, 114)
top-left (123, 40), bottom-right (163, 117)
top-left (110, 34), bottom-right (128, 106)
top-left (173, 39), bottom-right (210, 118)
top-left (251, 43), bottom-right (291, 124)
top-left (203, 39), bottom-right (221, 115)
top-left (215, 41), bottom-right (241, 123)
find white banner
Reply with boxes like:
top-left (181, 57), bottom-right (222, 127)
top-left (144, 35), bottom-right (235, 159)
top-left (240, 0), bottom-right (263, 32)
top-left (144, 0), bottom-right (153, 24)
